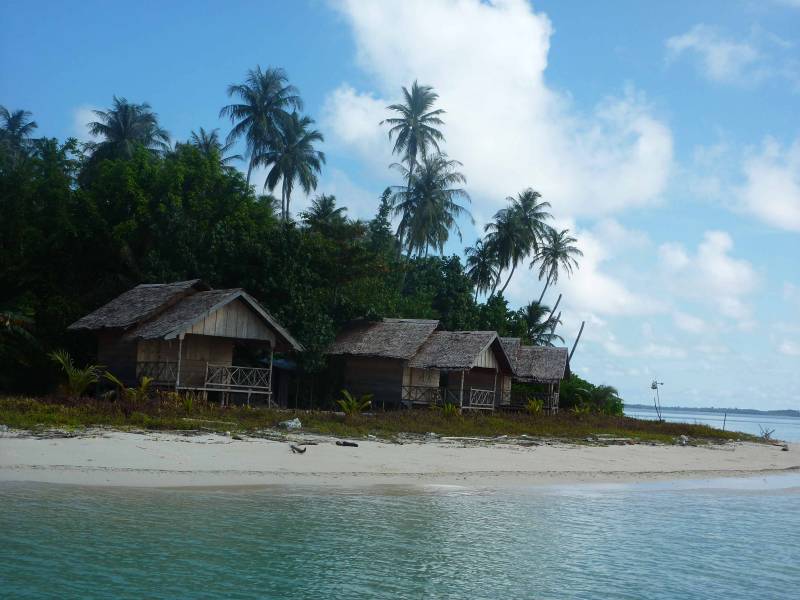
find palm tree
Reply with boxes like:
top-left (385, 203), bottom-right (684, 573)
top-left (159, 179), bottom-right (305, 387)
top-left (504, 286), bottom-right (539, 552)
top-left (533, 228), bottom-right (583, 303)
top-left (519, 301), bottom-right (563, 346)
top-left (485, 189), bottom-right (552, 297)
top-left (465, 239), bottom-right (499, 301)
top-left (260, 112), bottom-right (325, 220)
top-left (0, 106), bottom-right (38, 158)
top-left (301, 194), bottom-right (347, 229)
top-left (391, 154), bottom-right (472, 256)
top-left (87, 96), bottom-right (170, 160)
top-left (576, 384), bottom-right (623, 415)
top-left (382, 81), bottom-right (445, 186)
top-left (220, 66), bottom-right (302, 186)
top-left (189, 127), bottom-right (242, 170)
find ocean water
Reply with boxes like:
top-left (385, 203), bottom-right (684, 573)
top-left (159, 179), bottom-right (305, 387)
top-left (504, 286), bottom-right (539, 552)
top-left (2, 478), bottom-right (799, 599)
top-left (625, 406), bottom-right (800, 442)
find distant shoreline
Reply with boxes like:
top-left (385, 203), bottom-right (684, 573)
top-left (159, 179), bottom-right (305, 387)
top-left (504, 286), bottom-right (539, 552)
top-left (625, 404), bottom-right (800, 418)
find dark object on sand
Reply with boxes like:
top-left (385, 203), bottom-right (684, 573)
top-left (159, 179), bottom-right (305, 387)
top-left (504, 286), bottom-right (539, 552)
top-left (336, 440), bottom-right (359, 447)
top-left (290, 444), bottom-right (306, 454)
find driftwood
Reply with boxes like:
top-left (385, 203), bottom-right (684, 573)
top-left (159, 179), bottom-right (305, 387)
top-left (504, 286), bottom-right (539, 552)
top-left (336, 440), bottom-right (359, 447)
top-left (290, 444), bottom-right (306, 454)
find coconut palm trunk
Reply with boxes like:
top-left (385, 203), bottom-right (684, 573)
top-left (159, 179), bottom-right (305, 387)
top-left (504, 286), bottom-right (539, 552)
top-left (537, 273), bottom-right (552, 304)
top-left (498, 262), bottom-right (518, 296)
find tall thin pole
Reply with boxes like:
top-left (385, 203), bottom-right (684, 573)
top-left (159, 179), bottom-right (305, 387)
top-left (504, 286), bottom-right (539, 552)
top-left (569, 321), bottom-right (585, 363)
top-left (176, 334), bottom-right (184, 391)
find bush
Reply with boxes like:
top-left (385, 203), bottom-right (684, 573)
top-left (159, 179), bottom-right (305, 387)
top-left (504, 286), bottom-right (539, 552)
top-left (49, 350), bottom-right (103, 399)
top-left (525, 398), bottom-right (543, 416)
top-left (336, 390), bottom-right (373, 416)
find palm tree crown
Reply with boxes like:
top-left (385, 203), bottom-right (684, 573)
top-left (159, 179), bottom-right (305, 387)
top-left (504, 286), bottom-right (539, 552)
top-left (220, 66), bottom-right (302, 185)
top-left (382, 81), bottom-right (445, 175)
top-left (484, 188), bottom-right (552, 296)
top-left (533, 227), bottom-right (583, 303)
top-left (465, 239), bottom-right (499, 301)
top-left (0, 106), bottom-right (38, 158)
top-left (518, 301), bottom-right (563, 347)
top-left (301, 194), bottom-right (347, 230)
top-left (189, 127), bottom-right (242, 169)
top-left (87, 96), bottom-right (170, 160)
top-left (260, 112), bottom-right (325, 220)
top-left (391, 154), bottom-right (472, 257)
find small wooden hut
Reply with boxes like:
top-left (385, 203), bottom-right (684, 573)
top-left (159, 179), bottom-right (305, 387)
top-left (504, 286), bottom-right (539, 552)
top-left (500, 337), bottom-right (570, 413)
top-left (68, 280), bottom-right (302, 405)
top-left (328, 319), bottom-right (514, 410)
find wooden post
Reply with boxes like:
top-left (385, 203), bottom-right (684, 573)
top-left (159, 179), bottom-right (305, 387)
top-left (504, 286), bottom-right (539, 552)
top-left (176, 334), bottom-right (184, 391)
top-left (492, 369), bottom-right (498, 406)
top-left (459, 370), bottom-right (465, 408)
top-left (268, 345), bottom-right (274, 407)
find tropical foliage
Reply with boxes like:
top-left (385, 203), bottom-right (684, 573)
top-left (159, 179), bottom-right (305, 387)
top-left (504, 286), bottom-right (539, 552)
top-left (0, 70), bottom-right (605, 403)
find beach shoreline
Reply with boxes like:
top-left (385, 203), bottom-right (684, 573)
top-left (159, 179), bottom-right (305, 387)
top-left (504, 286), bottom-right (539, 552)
top-left (1, 428), bottom-right (797, 488)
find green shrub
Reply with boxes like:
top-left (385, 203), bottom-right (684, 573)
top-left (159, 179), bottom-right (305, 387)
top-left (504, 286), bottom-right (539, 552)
top-left (441, 402), bottom-right (460, 418)
top-left (525, 398), bottom-right (544, 416)
top-left (49, 350), bottom-right (103, 399)
top-left (336, 390), bottom-right (373, 416)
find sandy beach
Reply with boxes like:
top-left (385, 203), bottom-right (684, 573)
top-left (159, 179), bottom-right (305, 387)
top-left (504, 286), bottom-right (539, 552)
top-left (0, 429), bottom-right (796, 488)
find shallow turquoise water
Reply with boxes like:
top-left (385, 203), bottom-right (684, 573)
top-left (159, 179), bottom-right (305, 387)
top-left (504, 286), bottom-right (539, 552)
top-left (2, 478), bottom-right (799, 599)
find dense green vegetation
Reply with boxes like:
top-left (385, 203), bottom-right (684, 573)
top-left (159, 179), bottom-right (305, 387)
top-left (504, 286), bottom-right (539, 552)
top-left (1, 67), bottom-right (615, 412)
top-left (0, 396), bottom-right (752, 444)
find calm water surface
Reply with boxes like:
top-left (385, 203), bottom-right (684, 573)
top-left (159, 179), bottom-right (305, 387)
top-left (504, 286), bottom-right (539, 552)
top-left (2, 478), bottom-right (799, 599)
top-left (626, 406), bottom-right (800, 442)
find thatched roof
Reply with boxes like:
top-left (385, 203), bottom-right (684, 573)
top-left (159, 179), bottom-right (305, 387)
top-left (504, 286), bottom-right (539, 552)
top-left (328, 318), bottom-right (439, 360)
top-left (514, 346), bottom-right (569, 383)
top-left (68, 280), bottom-right (208, 331)
top-left (409, 331), bottom-right (513, 372)
top-left (500, 337), bottom-right (521, 371)
top-left (124, 289), bottom-right (240, 340)
top-left (68, 281), bottom-right (303, 351)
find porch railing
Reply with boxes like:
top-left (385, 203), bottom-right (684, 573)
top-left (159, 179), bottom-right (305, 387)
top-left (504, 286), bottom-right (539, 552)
top-left (204, 363), bottom-right (272, 394)
top-left (401, 385), bottom-right (443, 406)
top-left (463, 388), bottom-right (495, 411)
top-left (136, 361), bottom-right (178, 384)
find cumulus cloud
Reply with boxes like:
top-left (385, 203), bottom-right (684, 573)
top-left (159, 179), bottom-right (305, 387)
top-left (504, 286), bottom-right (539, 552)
top-left (666, 24), bottom-right (761, 84)
top-left (665, 23), bottom-right (799, 89)
top-left (659, 231), bottom-right (759, 321)
top-left (738, 137), bottom-right (800, 232)
top-left (325, 0), bottom-right (673, 220)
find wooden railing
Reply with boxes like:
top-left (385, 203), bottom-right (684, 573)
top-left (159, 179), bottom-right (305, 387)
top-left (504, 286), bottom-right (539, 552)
top-left (204, 363), bottom-right (272, 394)
top-left (464, 388), bottom-right (495, 411)
top-left (401, 385), bottom-right (443, 407)
top-left (136, 361), bottom-right (178, 384)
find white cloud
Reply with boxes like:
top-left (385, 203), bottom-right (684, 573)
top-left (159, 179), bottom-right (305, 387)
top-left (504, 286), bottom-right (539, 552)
top-left (666, 24), bottom-right (761, 84)
top-left (673, 311), bottom-right (708, 334)
top-left (738, 137), bottom-right (800, 232)
top-left (779, 340), bottom-right (800, 355)
top-left (665, 23), bottom-right (800, 89)
top-left (659, 231), bottom-right (759, 321)
top-left (71, 105), bottom-right (100, 142)
top-left (326, 0), bottom-right (673, 220)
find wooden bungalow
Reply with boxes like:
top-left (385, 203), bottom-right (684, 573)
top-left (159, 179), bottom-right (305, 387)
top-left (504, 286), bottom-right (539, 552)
top-left (328, 319), bottom-right (514, 410)
top-left (500, 337), bottom-right (570, 413)
top-left (68, 280), bottom-right (303, 405)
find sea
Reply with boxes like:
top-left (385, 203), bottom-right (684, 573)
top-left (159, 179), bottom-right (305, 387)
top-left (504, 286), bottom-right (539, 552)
top-left (2, 476), bottom-right (799, 599)
top-left (625, 405), bottom-right (800, 443)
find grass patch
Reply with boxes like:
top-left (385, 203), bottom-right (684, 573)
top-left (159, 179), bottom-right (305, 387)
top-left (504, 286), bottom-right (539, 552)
top-left (0, 396), bottom-right (758, 444)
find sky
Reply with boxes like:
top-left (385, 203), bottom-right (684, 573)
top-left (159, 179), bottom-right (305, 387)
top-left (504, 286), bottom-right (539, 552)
top-left (2, 0), bottom-right (799, 409)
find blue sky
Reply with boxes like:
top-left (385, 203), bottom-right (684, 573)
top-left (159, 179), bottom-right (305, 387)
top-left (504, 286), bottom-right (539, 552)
top-left (2, 0), bottom-right (799, 409)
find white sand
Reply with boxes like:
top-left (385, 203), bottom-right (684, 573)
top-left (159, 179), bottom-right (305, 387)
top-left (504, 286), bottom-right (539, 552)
top-left (0, 430), bottom-right (796, 488)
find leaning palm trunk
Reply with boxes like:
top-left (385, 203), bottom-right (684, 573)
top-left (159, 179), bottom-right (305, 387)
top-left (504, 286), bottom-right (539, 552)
top-left (537, 273), bottom-right (552, 304)
top-left (498, 262), bottom-right (517, 296)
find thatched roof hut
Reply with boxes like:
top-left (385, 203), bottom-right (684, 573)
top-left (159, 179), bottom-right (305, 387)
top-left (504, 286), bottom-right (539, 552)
top-left (68, 280), bottom-right (302, 403)
top-left (410, 331), bottom-right (513, 372)
top-left (327, 318), bottom-right (438, 360)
